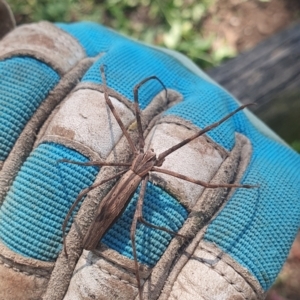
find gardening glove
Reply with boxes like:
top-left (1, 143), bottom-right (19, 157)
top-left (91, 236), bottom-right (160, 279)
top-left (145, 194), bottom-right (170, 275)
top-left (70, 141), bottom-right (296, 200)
top-left (0, 4), bottom-right (300, 300)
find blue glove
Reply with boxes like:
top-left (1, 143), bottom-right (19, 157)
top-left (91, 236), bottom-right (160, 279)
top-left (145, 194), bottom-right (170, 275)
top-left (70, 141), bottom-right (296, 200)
top-left (0, 13), bottom-right (299, 300)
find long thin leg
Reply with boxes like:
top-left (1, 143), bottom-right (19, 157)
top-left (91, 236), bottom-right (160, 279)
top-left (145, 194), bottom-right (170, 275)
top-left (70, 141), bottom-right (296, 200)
top-left (133, 76), bottom-right (168, 153)
top-left (130, 176), bottom-right (187, 300)
top-left (134, 175), bottom-right (186, 236)
top-left (138, 218), bottom-right (186, 238)
top-left (130, 175), bottom-right (149, 300)
top-left (58, 159), bottom-right (131, 167)
top-left (152, 167), bottom-right (254, 188)
top-left (157, 103), bottom-right (254, 163)
top-left (100, 65), bottom-right (138, 154)
top-left (63, 168), bottom-right (128, 256)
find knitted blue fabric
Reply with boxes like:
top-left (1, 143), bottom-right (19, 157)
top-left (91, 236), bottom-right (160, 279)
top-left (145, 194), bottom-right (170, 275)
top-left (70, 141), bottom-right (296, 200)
top-left (0, 143), bottom-right (99, 261)
top-left (0, 57), bottom-right (60, 161)
top-left (56, 22), bottom-right (127, 57)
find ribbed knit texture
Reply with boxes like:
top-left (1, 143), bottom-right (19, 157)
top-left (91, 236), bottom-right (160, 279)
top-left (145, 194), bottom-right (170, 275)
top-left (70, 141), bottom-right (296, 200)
top-left (0, 57), bottom-right (60, 161)
top-left (0, 143), bottom-right (99, 261)
top-left (56, 22), bottom-right (126, 58)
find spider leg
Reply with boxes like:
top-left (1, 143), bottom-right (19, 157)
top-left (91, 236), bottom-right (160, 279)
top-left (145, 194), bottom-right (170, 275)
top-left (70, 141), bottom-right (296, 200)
top-left (152, 167), bottom-right (255, 188)
top-left (130, 175), bottom-right (149, 300)
top-left (157, 103), bottom-right (255, 163)
top-left (100, 65), bottom-right (138, 154)
top-left (131, 174), bottom-right (186, 291)
top-left (133, 76), bottom-right (168, 153)
top-left (58, 159), bottom-right (131, 167)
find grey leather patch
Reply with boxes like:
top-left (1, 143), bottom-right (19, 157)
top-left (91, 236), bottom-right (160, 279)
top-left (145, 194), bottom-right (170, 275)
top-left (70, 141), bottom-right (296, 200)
top-left (0, 22), bottom-right (85, 75)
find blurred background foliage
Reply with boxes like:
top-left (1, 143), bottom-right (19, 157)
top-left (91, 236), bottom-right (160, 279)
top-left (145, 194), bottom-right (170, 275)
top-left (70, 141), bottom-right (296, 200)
top-left (6, 0), bottom-right (233, 69)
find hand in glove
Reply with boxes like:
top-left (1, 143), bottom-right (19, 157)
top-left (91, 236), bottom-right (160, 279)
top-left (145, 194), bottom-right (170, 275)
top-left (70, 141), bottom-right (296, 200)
top-left (0, 3), bottom-right (299, 300)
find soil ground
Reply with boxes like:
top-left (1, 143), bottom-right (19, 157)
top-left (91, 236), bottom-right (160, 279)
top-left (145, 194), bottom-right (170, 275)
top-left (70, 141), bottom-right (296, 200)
top-left (203, 0), bottom-right (300, 54)
top-left (203, 1), bottom-right (300, 299)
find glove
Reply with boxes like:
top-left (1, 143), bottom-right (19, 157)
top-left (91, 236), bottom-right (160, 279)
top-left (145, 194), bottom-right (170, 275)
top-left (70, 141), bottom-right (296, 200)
top-left (0, 4), bottom-right (299, 300)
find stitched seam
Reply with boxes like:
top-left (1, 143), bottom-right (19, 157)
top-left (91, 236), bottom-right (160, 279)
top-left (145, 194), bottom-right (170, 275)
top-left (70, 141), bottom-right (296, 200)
top-left (154, 116), bottom-right (230, 160)
top-left (158, 120), bottom-right (222, 153)
top-left (93, 263), bottom-right (139, 288)
top-left (0, 257), bottom-right (50, 278)
top-left (196, 245), bottom-right (258, 300)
